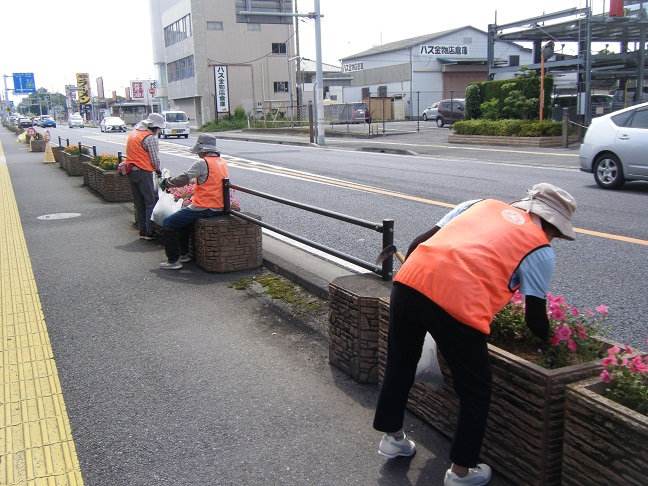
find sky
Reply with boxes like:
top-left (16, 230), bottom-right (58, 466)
top-left (1, 0), bottom-right (614, 104)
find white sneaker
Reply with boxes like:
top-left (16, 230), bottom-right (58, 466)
top-left (377, 433), bottom-right (416, 459)
top-left (179, 254), bottom-right (191, 263)
top-left (159, 261), bottom-right (182, 270)
top-left (444, 464), bottom-right (492, 485)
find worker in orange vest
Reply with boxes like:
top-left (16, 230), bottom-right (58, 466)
top-left (374, 183), bottom-right (577, 486)
top-left (125, 113), bottom-right (165, 240)
top-left (158, 134), bottom-right (229, 270)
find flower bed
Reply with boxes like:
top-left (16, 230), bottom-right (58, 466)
top-left (84, 161), bottom-right (132, 202)
top-left (562, 376), bottom-right (648, 485)
top-left (60, 146), bottom-right (90, 176)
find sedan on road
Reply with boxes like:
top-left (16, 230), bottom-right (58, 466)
top-left (100, 116), bottom-right (127, 132)
top-left (69, 115), bottom-right (85, 128)
top-left (579, 102), bottom-right (648, 189)
top-left (42, 118), bottom-right (57, 128)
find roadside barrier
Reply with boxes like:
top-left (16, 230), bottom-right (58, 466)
top-left (223, 178), bottom-right (396, 281)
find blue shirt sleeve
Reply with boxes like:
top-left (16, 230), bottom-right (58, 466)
top-left (510, 247), bottom-right (555, 298)
top-left (436, 199), bottom-right (481, 227)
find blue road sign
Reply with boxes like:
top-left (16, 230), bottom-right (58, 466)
top-left (13, 73), bottom-right (36, 94)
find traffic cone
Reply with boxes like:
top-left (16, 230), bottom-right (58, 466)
top-left (43, 141), bottom-right (56, 164)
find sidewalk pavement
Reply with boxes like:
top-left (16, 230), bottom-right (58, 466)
top-left (0, 128), bottom-right (513, 485)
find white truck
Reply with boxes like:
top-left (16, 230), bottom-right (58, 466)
top-left (159, 110), bottom-right (190, 139)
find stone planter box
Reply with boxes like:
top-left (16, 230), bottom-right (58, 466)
top-left (193, 213), bottom-right (263, 272)
top-left (83, 163), bottom-right (133, 202)
top-left (448, 133), bottom-right (580, 147)
top-left (29, 139), bottom-right (46, 152)
top-left (51, 145), bottom-right (63, 163)
top-left (562, 377), bottom-right (648, 486)
top-left (59, 152), bottom-right (88, 176)
top-left (377, 300), bottom-right (617, 486)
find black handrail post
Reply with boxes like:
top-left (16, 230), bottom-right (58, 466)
top-left (117, 152), bottom-right (123, 163)
top-left (66, 138), bottom-right (69, 147)
top-left (381, 219), bottom-right (394, 281)
top-left (77, 142), bottom-right (82, 154)
top-left (58, 136), bottom-right (61, 147)
top-left (223, 178), bottom-right (231, 214)
top-left (92, 145), bottom-right (97, 157)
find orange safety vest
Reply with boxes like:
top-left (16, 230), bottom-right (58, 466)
top-left (125, 129), bottom-right (154, 171)
top-left (192, 156), bottom-right (229, 208)
top-left (395, 199), bottom-right (550, 334)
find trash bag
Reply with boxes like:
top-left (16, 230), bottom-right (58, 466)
top-left (415, 333), bottom-right (444, 390)
top-left (151, 186), bottom-right (182, 225)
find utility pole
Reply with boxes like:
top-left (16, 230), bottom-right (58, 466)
top-left (314, 0), bottom-right (324, 145)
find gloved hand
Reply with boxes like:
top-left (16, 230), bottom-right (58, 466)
top-left (158, 178), bottom-right (169, 190)
top-left (155, 169), bottom-right (162, 177)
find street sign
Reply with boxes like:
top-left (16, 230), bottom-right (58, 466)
top-left (13, 73), bottom-right (36, 94)
top-left (45, 130), bottom-right (51, 142)
top-left (149, 87), bottom-right (156, 95)
top-left (27, 127), bottom-right (36, 137)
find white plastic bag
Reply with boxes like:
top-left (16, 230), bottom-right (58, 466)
top-left (151, 186), bottom-right (182, 225)
top-left (415, 333), bottom-right (444, 390)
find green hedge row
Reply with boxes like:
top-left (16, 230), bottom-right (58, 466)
top-left (452, 119), bottom-right (565, 137)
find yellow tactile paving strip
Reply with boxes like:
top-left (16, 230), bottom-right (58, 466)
top-left (0, 141), bottom-right (83, 485)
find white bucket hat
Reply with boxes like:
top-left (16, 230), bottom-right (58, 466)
top-left (190, 134), bottom-right (219, 154)
top-left (135, 113), bottom-right (165, 130)
top-left (510, 183), bottom-right (577, 240)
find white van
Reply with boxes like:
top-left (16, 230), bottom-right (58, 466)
top-left (159, 110), bottom-right (190, 139)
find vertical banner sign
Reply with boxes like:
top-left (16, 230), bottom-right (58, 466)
top-left (76, 73), bottom-right (90, 105)
top-left (96, 77), bottom-right (105, 100)
top-left (131, 81), bottom-right (144, 100)
top-left (214, 66), bottom-right (229, 114)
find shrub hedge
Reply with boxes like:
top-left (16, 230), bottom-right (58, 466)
top-left (453, 119), bottom-right (565, 137)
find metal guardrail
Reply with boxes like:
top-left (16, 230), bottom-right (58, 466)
top-left (57, 136), bottom-right (97, 156)
top-left (222, 179), bottom-right (396, 281)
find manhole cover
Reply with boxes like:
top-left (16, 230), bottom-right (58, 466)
top-left (37, 213), bottom-right (82, 220)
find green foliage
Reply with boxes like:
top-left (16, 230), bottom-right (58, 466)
top-left (453, 119), bottom-right (565, 137)
top-left (199, 105), bottom-right (249, 132)
top-left (471, 76), bottom-right (553, 121)
top-left (63, 145), bottom-right (90, 155)
top-left (464, 84), bottom-right (483, 120)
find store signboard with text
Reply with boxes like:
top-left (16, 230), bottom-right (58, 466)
top-left (214, 66), bottom-right (229, 114)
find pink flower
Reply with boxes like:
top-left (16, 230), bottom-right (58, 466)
top-left (629, 356), bottom-right (648, 374)
top-left (585, 309), bottom-right (595, 317)
top-left (600, 370), bottom-right (613, 383)
top-left (575, 323), bottom-right (587, 340)
top-left (601, 357), bottom-right (616, 366)
top-left (554, 324), bottom-right (573, 341)
top-left (571, 307), bottom-right (579, 317)
top-left (596, 305), bottom-right (609, 315)
top-left (607, 346), bottom-right (621, 358)
top-left (567, 339), bottom-right (577, 352)
top-left (624, 345), bottom-right (633, 354)
top-left (551, 307), bottom-right (566, 321)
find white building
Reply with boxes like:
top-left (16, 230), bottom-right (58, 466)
top-left (339, 26), bottom-right (532, 119)
top-left (149, 0), bottom-right (295, 127)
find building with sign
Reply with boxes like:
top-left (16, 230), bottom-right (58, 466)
top-left (149, 0), bottom-right (295, 127)
top-left (339, 26), bottom-right (532, 119)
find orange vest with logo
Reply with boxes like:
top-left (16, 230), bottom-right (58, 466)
top-left (192, 156), bottom-right (229, 208)
top-left (395, 199), bottom-right (550, 334)
top-left (126, 129), bottom-right (154, 171)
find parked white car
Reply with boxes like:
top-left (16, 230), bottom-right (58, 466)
top-left (100, 116), bottom-right (127, 132)
top-left (422, 102), bottom-right (439, 121)
top-left (68, 114), bottom-right (84, 128)
top-left (579, 102), bottom-right (648, 189)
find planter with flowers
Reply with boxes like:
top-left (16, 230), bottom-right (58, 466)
top-left (562, 343), bottom-right (648, 485)
top-left (378, 292), bottom-right (622, 486)
top-left (60, 145), bottom-right (90, 176)
top-left (84, 154), bottom-right (133, 202)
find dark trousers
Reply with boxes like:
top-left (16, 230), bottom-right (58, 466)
top-left (162, 207), bottom-right (223, 262)
top-left (373, 282), bottom-right (492, 468)
top-left (128, 170), bottom-right (156, 234)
